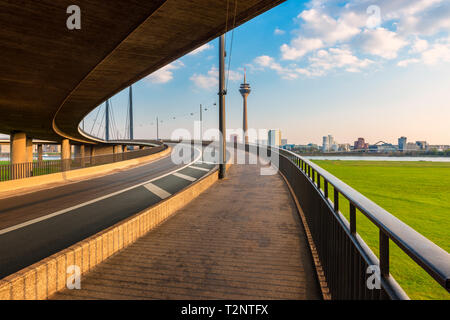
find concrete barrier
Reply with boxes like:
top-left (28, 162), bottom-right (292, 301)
top-left (0, 147), bottom-right (172, 194)
top-left (0, 161), bottom-right (231, 300)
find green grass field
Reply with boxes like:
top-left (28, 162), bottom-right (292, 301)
top-left (311, 160), bottom-right (450, 300)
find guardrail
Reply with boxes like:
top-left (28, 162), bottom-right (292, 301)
top-left (268, 146), bottom-right (450, 299)
top-left (0, 144), bottom-right (167, 182)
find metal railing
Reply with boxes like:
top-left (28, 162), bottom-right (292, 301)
top-left (258, 145), bottom-right (449, 299)
top-left (0, 144), bottom-right (167, 182)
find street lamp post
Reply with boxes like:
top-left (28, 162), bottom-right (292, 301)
top-left (218, 34), bottom-right (226, 179)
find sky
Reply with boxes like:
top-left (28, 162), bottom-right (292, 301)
top-left (8, 0), bottom-right (450, 146)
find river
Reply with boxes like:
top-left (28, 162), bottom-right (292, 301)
top-left (304, 156), bottom-right (450, 162)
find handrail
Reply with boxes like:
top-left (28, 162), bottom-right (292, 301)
top-left (78, 126), bottom-right (162, 147)
top-left (0, 144), bottom-right (167, 182)
top-left (277, 146), bottom-right (450, 292)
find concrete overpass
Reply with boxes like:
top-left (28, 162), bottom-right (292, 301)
top-left (0, 0), bottom-right (284, 164)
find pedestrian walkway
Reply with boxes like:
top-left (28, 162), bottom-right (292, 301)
top-left (51, 161), bottom-right (321, 299)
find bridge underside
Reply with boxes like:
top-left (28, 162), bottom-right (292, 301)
top-left (0, 0), bottom-right (284, 144)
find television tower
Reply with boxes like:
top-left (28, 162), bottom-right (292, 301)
top-left (239, 70), bottom-right (251, 144)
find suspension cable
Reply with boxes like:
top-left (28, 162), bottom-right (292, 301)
top-left (89, 104), bottom-right (102, 135)
top-left (226, 0), bottom-right (238, 91)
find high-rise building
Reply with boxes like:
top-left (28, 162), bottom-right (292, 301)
top-left (354, 137), bottom-right (369, 150)
top-left (281, 139), bottom-right (288, 146)
top-left (322, 135), bottom-right (336, 152)
top-left (268, 130), bottom-right (281, 146)
top-left (398, 136), bottom-right (407, 151)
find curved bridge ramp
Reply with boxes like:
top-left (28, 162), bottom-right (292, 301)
top-left (51, 161), bottom-right (321, 299)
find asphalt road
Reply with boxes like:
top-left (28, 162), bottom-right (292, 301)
top-left (0, 145), bottom-right (216, 279)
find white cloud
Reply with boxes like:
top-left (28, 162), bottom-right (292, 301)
top-left (309, 48), bottom-right (373, 73)
top-left (397, 58), bottom-right (420, 67)
top-left (188, 43), bottom-right (213, 55)
top-left (422, 41), bottom-right (450, 64)
top-left (281, 38), bottom-right (324, 60)
top-left (298, 9), bottom-right (363, 44)
top-left (145, 61), bottom-right (184, 84)
top-left (274, 28), bottom-right (285, 35)
top-left (357, 28), bottom-right (407, 59)
top-left (410, 37), bottom-right (429, 53)
top-left (255, 48), bottom-right (372, 80)
top-left (253, 0), bottom-right (450, 80)
top-left (190, 66), bottom-right (242, 89)
top-left (254, 55), bottom-right (299, 79)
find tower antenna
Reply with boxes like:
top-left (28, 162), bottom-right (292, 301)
top-left (239, 69), bottom-right (251, 144)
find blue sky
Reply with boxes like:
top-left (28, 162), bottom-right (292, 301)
top-left (84, 0), bottom-right (450, 145)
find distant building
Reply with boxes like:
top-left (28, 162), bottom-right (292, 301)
top-left (322, 135), bottom-right (336, 152)
top-left (415, 141), bottom-right (428, 150)
top-left (405, 142), bottom-right (419, 151)
top-left (281, 139), bottom-right (288, 146)
top-left (43, 144), bottom-right (60, 153)
top-left (338, 144), bottom-right (351, 152)
top-left (268, 130), bottom-right (281, 146)
top-left (398, 136), bottom-right (407, 151)
top-left (372, 143), bottom-right (397, 153)
top-left (354, 138), bottom-right (369, 150)
top-left (282, 144), bottom-right (295, 151)
top-left (0, 144), bottom-right (10, 153)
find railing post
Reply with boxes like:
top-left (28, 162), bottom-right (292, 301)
top-left (350, 203), bottom-right (356, 234)
top-left (317, 173), bottom-right (321, 190)
top-left (334, 189), bottom-right (339, 212)
top-left (380, 231), bottom-right (390, 277)
top-left (324, 179), bottom-right (328, 199)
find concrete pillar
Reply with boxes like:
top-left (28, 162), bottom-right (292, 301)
top-left (74, 145), bottom-right (86, 168)
top-left (11, 132), bottom-right (27, 164)
top-left (139, 146), bottom-right (145, 150)
top-left (61, 139), bottom-right (71, 171)
top-left (113, 145), bottom-right (123, 162)
top-left (80, 145), bottom-right (85, 158)
top-left (37, 144), bottom-right (43, 162)
top-left (10, 132), bottom-right (32, 179)
top-left (26, 138), bottom-right (33, 163)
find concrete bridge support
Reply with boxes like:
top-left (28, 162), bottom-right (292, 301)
top-left (10, 132), bottom-right (33, 178)
top-left (74, 145), bottom-right (86, 167)
top-left (26, 138), bottom-right (33, 163)
top-left (37, 144), bottom-right (43, 162)
top-left (61, 139), bottom-right (71, 171)
top-left (113, 145), bottom-right (123, 161)
top-left (11, 132), bottom-right (27, 165)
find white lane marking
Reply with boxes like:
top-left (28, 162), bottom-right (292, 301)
top-left (189, 165), bottom-right (210, 172)
top-left (143, 183), bottom-right (171, 199)
top-left (0, 146), bottom-right (203, 236)
top-left (172, 172), bottom-right (196, 182)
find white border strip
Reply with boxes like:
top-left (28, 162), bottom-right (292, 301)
top-left (173, 172), bottom-right (196, 182)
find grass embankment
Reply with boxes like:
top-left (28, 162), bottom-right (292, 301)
top-left (311, 160), bottom-right (450, 300)
top-left (0, 160), bottom-right (61, 181)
